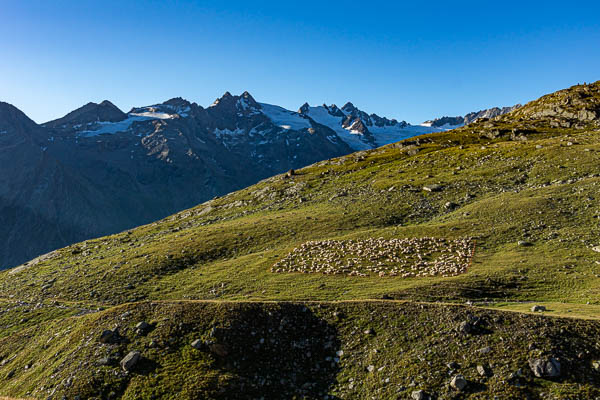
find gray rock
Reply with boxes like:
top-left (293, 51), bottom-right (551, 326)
top-left (135, 321), bottom-right (150, 334)
top-left (99, 328), bottom-right (120, 344)
top-left (191, 339), bottom-right (204, 350)
top-left (411, 389), bottom-right (428, 400)
top-left (458, 321), bottom-right (473, 334)
top-left (518, 240), bottom-right (533, 247)
top-left (444, 201), bottom-right (457, 209)
top-left (529, 357), bottom-right (560, 378)
top-left (97, 357), bottom-right (112, 366)
top-left (120, 351), bottom-right (141, 372)
top-left (592, 245), bottom-right (600, 253)
top-left (423, 184), bottom-right (442, 192)
top-left (447, 361), bottom-right (460, 369)
top-left (531, 305), bottom-right (546, 312)
top-left (478, 346), bottom-right (492, 354)
top-left (477, 364), bottom-right (491, 376)
top-left (450, 374), bottom-right (467, 391)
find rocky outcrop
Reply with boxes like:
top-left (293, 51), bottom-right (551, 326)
top-left (511, 82), bottom-right (600, 128)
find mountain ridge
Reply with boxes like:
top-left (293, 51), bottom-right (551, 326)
top-left (422, 104), bottom-right (521, 128)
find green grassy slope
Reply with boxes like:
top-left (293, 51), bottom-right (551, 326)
top-left (0, 81), bottom-right (600, 399)
top-left (2, 301), bottom-right (600, 399)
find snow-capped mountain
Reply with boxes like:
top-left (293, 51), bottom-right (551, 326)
top-left (0, 92), bottom-right (353, 268)
top-left (1, 90), bottom-right (509, 269)
top-left (422, 105), bottom-right (522, 128)
top-left (298, 102), bottom-right (444, 150)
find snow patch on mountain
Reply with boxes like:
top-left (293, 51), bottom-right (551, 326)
top-left (130, 111), bottom-right (176, 119)
top-left (300, 104), bottom-right (445, 151)
top-left (214, 127), bottom-right (245, 138)
top-left (369, 124), bottom-right (444, 147)
top-left (299, 105), bottom-right (372, 150)
top-left (259, 103), bottom-right (311, 131)
top-left (78, 116), bottom-right (149, 137)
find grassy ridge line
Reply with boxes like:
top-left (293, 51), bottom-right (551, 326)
top-left (93, 298), bottom-right (600, 321)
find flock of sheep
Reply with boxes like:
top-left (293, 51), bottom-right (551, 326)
top-left (271, 237), bottom-right (475, 278)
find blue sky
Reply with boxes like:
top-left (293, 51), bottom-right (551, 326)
top-left (1, 0), bottom-right (599, 124)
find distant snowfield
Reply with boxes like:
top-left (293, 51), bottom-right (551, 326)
top-left (259, 103), bottom-right (311, 131)
top-left (78, 116), bottom-right (151, 137)
top-left (79, 108), bottom-right (182, 137)
top-left (301, 105), bottom-right (449, 151)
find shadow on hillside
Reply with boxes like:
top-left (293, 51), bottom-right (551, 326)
top-left (210, 303), bottom-right (342, 400)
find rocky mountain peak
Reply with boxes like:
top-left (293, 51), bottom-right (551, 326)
top-left (162, 97), bottom-right (191, 108)
top-left (44, 100), bottom-right (127, 128)
top-left (327, 104), bottom-right (345, 117)
top-left (341, 102), bottom-right (356, 113)
top-left (298, 102), bottom-right (310, 114)
top-left (240, 91), bottom-right (260, 110)
top-left (0, 101), bottom-right (40, 133)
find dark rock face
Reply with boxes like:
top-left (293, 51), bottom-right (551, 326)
top-left (0, 94), bottom-right (352, 268)
top-left (43, 100), bottom-right (127, 128)
top-left (423, 115), bottom-right (464, 127)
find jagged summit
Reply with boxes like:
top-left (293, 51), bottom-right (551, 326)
top-left (298, 102), bottom-right (310, 114)
top-left (341, 102), bottom-right (356, 113)
top-left (208, 91), bottom-right (259, 112)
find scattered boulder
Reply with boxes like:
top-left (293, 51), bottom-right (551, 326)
top-left (529, 357), bottom-right (561, 378)
top-left (99, 328), bottom-right (121, 344)
top-left (411, 389), bottom-right (428, 400)
top-left (447, 361), bottom-right (460, 369)
top-left (120, 351), bottom-right (141, 372)
top-left (97, 357), bottom-right (114, 366)
top-left (458, 320), bottom-right (473, 334)
top-left (450, 374), bottom-right (467, 391)
top-left (518, 240), bottom-right (533, 247)
top-left (423, 184), bottom-right (442, 192)
top-left (592, 246), bottom-right (600, 253)
top-left (531, 305), bottom-right (547, 312)
top-left (477, 364), bottom-right (491, 377)
top-left (135, 321), bottom-right (151, 335)
top-left (191, 339), bottom-right (204, 350)
top-left (364, 328), bottom-right (375, 335)
top-left (444, 201), bottom-right (457, 210)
